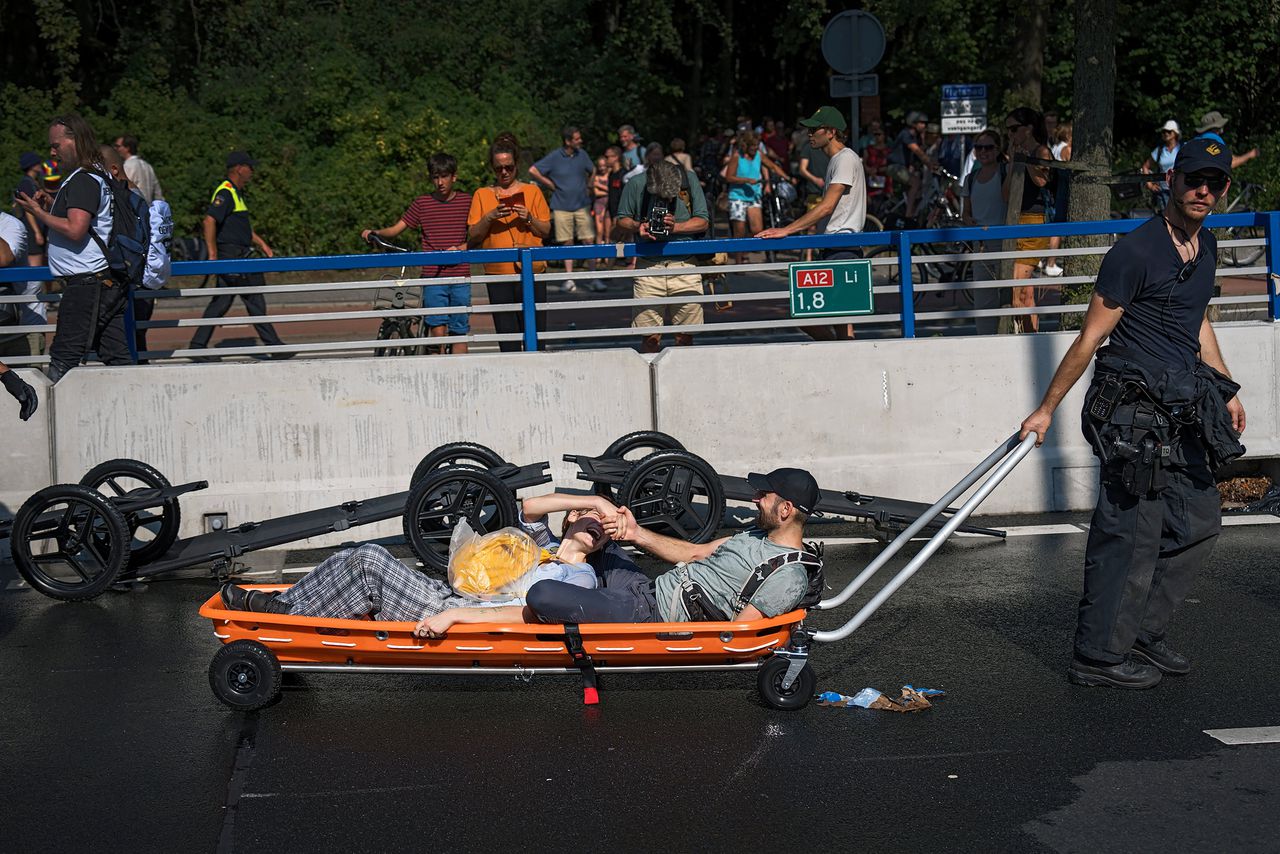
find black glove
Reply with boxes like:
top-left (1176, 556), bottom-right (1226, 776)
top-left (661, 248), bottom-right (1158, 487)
top-left (1, 370), bottom-right (38, 421)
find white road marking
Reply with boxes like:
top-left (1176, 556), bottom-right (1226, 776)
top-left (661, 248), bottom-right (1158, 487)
top-left (1204, 726), bottom-right (1280, 745)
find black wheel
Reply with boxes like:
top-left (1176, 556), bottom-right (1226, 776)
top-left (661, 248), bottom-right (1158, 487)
top-left (601, 431), bottom-right (686, 460)
top-left (80, 458), bottom-right (180, 568)
top-left (10, 483), bottom-right (131, 601)
top-left (757, 656), bottom-right (815, 711)
top-left (403, 468), bottom-right (518, 573)
top-left (616, 450), bottom-right (725, 543)
top-left (374, 319), bottom-right (417, 357)
top-left (410, 442), bottom-right (506, 489)
top-left (209, 640), bottom-right (282, 712)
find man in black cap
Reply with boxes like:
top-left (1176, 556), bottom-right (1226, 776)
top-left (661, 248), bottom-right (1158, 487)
top-left (187, 151), bottom-right (286, 359)
top-left (415, 466), bottom-right (824, 637)
top-left (1020, 137), bottom-right (1246, 690)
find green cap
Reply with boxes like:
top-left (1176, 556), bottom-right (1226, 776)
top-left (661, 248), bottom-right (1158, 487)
top-left (798, 106), bottom-right (848, 131)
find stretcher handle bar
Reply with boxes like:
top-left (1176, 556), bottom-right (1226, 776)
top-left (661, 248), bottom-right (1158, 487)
top-left (812, 432), bottom-right (1037, 643)
top-left (814, 432), bottom-right (1027, 611)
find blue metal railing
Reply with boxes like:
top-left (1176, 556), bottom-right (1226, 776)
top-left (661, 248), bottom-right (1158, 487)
top-left (2, 212), bottom-right (1275, 356)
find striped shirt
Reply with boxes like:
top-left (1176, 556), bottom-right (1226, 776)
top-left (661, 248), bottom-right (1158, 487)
top-left (402, 191), bottom-right (472, 277)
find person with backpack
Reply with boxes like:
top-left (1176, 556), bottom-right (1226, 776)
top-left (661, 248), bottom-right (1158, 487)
top-left (187, 151), bottom-right (287, 360)
top-left (14, 113), bottom-right (135, 382)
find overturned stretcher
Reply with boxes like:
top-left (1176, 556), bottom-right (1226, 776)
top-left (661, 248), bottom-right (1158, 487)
top-left (200, 433), bottom-right (1038, 712)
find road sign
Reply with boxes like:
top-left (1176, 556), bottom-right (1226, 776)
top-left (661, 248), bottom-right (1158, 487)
top-left (941, 98), bottom-right (987, 118)
top-left (829, 73), bottom-right (879, 99)
top-left (941, 116), bottom-right (987, 134)
top-left (788, 260), bottom-right (873, 319)
top-left (942, 84), bottom-right (987, 101)
top-left (821, 11), bottom-right (886, 75)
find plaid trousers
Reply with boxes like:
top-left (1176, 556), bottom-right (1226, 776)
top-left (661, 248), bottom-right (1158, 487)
top-left (277, 544), bottom-right (474, 621)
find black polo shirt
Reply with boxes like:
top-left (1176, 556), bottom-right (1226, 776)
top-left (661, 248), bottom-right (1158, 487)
top-left (206, 184), bottom-right (253, 248)
top-left (1094, 215), bottom-right (1218, 371)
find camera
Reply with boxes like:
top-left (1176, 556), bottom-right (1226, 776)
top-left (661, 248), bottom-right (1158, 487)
top-left (647, 203), bottom-right (672, 239)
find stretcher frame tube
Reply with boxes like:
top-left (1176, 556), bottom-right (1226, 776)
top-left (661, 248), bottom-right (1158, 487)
top-left (814, 432), bottom-right (1026, 612)
top-left (811, 432), bottom-right (1038, 644)
top-left (280, 662), bottom-right (763, 675)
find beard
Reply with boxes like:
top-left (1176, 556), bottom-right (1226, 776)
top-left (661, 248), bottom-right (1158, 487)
top-left (755, 505), bottom-right (781, 532)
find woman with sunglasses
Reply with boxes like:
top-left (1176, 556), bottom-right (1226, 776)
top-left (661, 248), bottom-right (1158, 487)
top-left (1001, 107), bottom-right (1054, 332)
top-left (960, 129), bottom-right (1006, 335)
top-left (1019, 138), bottom-right (1245, 691)
top-left (466, 133), bottom-right (552, 352)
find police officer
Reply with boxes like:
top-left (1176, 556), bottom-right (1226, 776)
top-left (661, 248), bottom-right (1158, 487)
top-left (187, 151), bottom-right (286, 359)
top-left (1019, 138), bottom-right (1246, 690)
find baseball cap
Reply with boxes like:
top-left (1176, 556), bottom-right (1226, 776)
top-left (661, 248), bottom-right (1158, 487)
top-left (226, 151), bottom-right (258, 169)
top-left (19, 152), bottom-right (42, 171)
top-left (798, 106), bottom-right (848, 132)
top-left (1174, 137), bottom-right (1233, 178)
top-left (747, 467), bottom-right (822, 515)
top-left (1158, 120), bottom-right (1181, 135)
top-left (906, 110), bottom-right (928, 125)
top-left (1195, 110), bottom-right (1228, 133)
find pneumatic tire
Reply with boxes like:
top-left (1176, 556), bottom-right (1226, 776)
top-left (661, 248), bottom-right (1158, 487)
top-left (209, 640), bottom-right (283, 712)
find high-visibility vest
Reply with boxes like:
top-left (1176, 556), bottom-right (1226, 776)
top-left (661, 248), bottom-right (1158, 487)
top-left (211, 180), bottom-right (248, 212)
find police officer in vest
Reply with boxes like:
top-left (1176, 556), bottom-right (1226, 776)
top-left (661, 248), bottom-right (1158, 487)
top-left (187, 151), bottom-right (286, 359)
top-left (1019, 138), bottom-right (1246, 690)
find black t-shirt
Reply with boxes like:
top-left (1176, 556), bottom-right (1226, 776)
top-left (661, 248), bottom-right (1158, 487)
top-left (1094, 216), bottom-right (1218, 371)
top-left (889, 128), bottom-right (918, 166)
top-left (206, 186), bottom-right (253, 248)
top-left (14, 175), bottom-right (45, 243)
top-left (50, 170), bottom-right (102, 218)
top-left (606, 170), bottom-right (626, 217)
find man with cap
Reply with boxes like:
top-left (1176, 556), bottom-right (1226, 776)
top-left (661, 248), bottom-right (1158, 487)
top-left (1019, 137), bottom-right (1246, 690)
top-left (759, 105), bottom-right (867, 340)
top-left (1195, 112), bottom-right (1259, 170)
top-left (415, 466), bottom-right (823, 636)
top-left (187, 151), bottom-right (286, 359)
top-left (1142, 121), bottom-right (1182, 211)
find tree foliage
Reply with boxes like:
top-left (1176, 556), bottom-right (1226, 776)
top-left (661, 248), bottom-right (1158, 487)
top-left (1, 0), bottom-right (1274, 255)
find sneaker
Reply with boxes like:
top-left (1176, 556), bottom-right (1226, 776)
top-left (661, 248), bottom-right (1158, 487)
top-left (1131, 639), bottom-right (1190, 675)
top-left (587, 278), bottom-right (608, 292)
top-left (561, 279), bottom-right (578, 293)
top-left (1068, 656), bottom-right (1162, 689)
top-left (1043, 263), bottom-right (1064, 277)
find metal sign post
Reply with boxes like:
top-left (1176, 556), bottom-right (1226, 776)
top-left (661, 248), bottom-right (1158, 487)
top-left (822, 11), bottom-right (885, 137)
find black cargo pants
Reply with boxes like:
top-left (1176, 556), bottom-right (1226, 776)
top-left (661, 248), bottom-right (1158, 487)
top-left (47, 270), bottom-right (134, 382)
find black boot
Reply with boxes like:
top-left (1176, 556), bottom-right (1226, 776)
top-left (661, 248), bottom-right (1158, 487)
top-left (220, 582), bottom-right (292, 614)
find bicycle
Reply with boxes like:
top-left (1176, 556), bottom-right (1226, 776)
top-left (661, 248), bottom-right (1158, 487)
top-left (1218, 181), bottom-right (1265, 267)
top-left (365, 233), bottom-right (423, 357)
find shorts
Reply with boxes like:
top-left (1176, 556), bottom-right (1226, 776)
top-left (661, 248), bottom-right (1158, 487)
top-left (1015, 212), bottom-right (1050, 266)
top-left (423, 282), bottom-right (471, 333)
top-left (728, 198), bottom-right (760, 222)
top-left (631, 259), bottom-right (704, 330)
top-left (592, 197), bottom-right (608, 218)
top-left (552, 208), bottom-right (595, 243)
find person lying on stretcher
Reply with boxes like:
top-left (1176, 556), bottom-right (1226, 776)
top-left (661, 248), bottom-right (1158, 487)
top-left (218, 492), bottom-right (628, 619)
top-left (415, 467), bottom-right (822, 638)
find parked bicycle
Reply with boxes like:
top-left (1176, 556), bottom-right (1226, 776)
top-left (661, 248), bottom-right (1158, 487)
top-left (366, 233), bottom-right (423, 357)
top-left (1218, 181), bottom-right (1265, 267)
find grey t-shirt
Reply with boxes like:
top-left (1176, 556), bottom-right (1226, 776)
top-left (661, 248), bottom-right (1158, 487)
top-left (655, 529), bottom-right (808, 621)
top-left (532, 147), bottom-right (595, 212)
top-left (821, 147), bottom-right (866, 235)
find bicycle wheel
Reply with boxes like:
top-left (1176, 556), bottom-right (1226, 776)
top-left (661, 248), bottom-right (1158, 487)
top-left (862, 214), bottom-right (884, 233)
top-left (1219, 224), bottom-right (1265, 267)
top-left (374, 319), bottom-right (417, 357)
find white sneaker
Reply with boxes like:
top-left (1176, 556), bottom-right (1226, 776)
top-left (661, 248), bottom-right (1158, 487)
top-left (588, 278), bottom-right (608, 292)
top-left (561, 280), bottom-right (578, 293)
top-left (1043, 263), bottom-right (1064, 277)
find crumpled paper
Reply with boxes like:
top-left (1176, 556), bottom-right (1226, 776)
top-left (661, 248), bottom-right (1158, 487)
top-left (816, 684), bottom-right (945, 712)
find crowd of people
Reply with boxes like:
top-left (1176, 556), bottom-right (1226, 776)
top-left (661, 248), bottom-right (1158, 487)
top-left (0, 105), bottom-right (1263, 401)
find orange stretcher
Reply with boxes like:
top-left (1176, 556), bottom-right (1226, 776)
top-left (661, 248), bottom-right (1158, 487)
top-left (201, 433), bottom-right (1037, 712)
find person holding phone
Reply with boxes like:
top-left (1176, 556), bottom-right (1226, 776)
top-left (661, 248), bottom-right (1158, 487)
top-left (466, 132), bottom-right (551, 352)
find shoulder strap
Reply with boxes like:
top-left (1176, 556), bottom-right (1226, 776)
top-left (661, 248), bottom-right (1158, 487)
top-left (730, 548), bottom-right (821, 615)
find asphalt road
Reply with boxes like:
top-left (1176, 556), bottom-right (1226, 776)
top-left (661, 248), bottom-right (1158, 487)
top-left (2, 518), bottom-right (1278, 852)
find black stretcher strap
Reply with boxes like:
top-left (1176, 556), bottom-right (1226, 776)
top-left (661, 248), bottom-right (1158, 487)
top-left (563, 624), bottom-right (599, 705)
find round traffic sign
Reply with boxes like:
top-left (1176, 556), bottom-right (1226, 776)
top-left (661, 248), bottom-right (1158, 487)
top-left (821, 10), bottom-right (886, 75)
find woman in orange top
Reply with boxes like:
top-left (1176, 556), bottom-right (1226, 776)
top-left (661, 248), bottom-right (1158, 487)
top-left (467, 133), bottom-right (552, 352)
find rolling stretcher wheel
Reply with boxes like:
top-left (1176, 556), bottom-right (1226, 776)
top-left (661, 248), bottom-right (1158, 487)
top-left (209, 640), bottom-right (283, 711)
top-left (409, 442), bottom-right (507, 488)
top-left (80, 459), bottom-right (181, 568)
top-left (10, 484), bottom-right (132, 601)
top-left (616, 450), bottom-right (725, 543)
top-left (595, 431), bottom-right (688, 499)
top-left (757, 656), bottom-right (816, 711)
top-left (403, 467), bottom-right (518, 573)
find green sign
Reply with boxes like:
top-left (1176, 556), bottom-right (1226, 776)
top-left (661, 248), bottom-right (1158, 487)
top-left (788, 259), bottom-right (873, 318)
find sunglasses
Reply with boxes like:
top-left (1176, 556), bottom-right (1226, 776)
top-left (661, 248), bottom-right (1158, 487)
top-left (1182, 173), bottom-right (1228, 194)
top-left (493, 163), bottom-right (516, 173)
top-left (974, 144), bottom-right (997, 151)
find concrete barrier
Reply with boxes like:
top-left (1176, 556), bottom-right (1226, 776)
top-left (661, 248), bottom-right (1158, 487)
top-left (651, 324), bottom-right (1279, 514)
top-left (50, 350), bottom-right (653, 545)
top-left (1, 369), bottom-right (53, 519)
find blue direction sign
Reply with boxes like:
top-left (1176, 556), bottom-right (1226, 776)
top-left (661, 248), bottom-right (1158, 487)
top-left (788, 259), bottom-right (873, 318)
top-left (942, 84), bottom-right (988, 101)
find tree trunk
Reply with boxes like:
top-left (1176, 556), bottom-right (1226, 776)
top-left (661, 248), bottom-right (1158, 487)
top-left (1063, 0), bottom-right (1117, 307)
top-left (1008, 0), bottom-right (1048, 110)
top-left (687, 19), bottom-right (704, 137)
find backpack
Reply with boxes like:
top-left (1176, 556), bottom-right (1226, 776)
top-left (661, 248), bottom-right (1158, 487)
top-left (143, 200), bottom-right (173, 289)
top-left (85, 167), bottom-right (151, 289)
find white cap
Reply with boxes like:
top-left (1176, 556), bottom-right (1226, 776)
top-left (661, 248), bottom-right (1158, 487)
top-left (1159, 120), bottom-right (1181, 135)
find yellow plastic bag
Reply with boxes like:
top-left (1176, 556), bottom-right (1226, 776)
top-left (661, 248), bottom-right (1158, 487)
top-left (447, 519), bottom-right (543, 601)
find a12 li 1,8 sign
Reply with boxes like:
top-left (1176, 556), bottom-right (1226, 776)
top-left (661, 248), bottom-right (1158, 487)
top-left (788, 259), bottom-right (874, 318)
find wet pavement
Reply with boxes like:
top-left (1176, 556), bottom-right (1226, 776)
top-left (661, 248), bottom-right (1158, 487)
top-left (2, 519), bottom-right (1278, 852)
